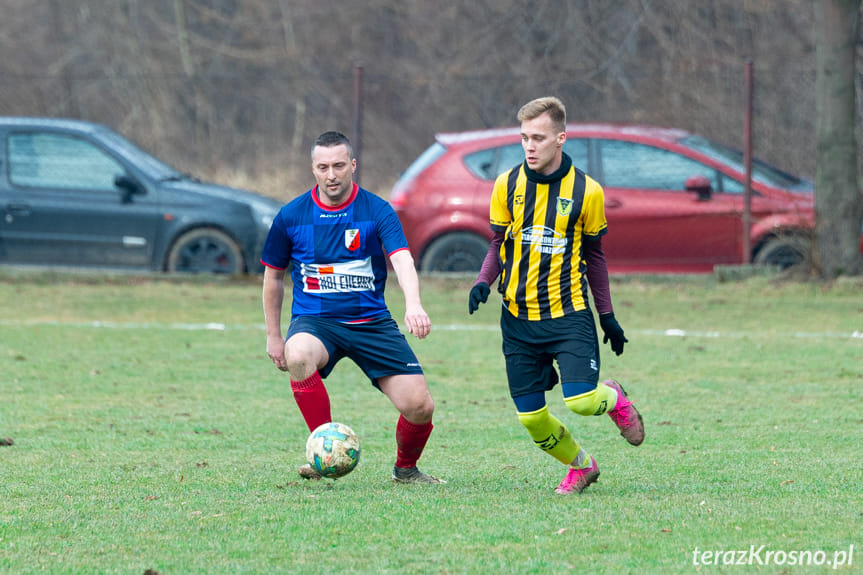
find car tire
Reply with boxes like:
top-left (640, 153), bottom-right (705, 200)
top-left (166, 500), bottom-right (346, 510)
top-left (420, 232), bottom-right (489, 273)
top-left (753, 234), bottom-right (810, 270)
top-left (165, 227), bottom-right (245, 274)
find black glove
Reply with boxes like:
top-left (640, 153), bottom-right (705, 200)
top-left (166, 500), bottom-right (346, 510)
top-left (468, 282), bottom-right (490, 314)
top-left (599, 312), bottom-right (628, 356)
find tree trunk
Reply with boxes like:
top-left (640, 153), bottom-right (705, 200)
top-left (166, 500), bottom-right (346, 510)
top-left (814, 0), bottom-right (862, 277)
top-left (50, 0), bottom-right (79, 117)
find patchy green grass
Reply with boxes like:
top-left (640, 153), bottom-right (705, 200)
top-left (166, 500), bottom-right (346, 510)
top-left (1, 271), bottom-right (861, 574)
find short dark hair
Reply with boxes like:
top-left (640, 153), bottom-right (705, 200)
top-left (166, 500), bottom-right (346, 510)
top-left (311, 131), bottom-right (353, 159)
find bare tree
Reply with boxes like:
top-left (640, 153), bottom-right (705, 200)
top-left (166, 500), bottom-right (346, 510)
top-left (1, 0), bottom-right (858, 205)
top-left (814, 0), bottom-right (862, 277)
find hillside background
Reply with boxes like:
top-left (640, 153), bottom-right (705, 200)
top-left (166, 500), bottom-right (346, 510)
top-left (1, 0), bottom-right (861, 201)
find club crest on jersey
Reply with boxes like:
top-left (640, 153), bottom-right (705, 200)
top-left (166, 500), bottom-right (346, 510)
top-left (556, 197), bottom-right (573, 216)
top-left (345, 229), bottom-right (361, 251)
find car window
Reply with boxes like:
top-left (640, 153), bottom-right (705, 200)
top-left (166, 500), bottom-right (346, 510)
top-left (562, 139), bottom-right (589, 171)
top-left (8, 133), bottom-right (125, 191)
top-left (464, 139), bottom-right (589, 181)
top-left (720, 174), bottom-right (744, 194)
top-left (496, 144), bottom-right (525, 174)
top-left (399, 142), bottom-right (447, 183)
top-left (464, 144), bottom-right (524, 180)
top-left (598, 139), bottom-right (719, 191)
top-left (463, 147), bottom-right (501, 180)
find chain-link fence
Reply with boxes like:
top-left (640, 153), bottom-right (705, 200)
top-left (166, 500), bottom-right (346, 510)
top-left (1, 0), bottom-right (860, 272)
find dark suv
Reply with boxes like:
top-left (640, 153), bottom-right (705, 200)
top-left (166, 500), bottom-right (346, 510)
top-left (0, 117), bottom-right (280, 274)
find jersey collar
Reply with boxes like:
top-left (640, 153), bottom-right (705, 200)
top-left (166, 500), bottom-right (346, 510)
top-left (312, 182), bottom-right (359, 211)
top-left (523, 152), bottom-right (573, 184)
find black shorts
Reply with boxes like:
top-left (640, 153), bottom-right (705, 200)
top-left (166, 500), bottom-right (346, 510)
top-left (500, 308), bottom-right (600, 399)
top-left (287, 315), bottom-right (423, 387)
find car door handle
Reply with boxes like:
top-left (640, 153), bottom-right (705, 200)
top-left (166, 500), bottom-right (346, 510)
top-left (605, 198), bottom-right (622, 209)
top-left (5, 203), bottom-right (31, 216)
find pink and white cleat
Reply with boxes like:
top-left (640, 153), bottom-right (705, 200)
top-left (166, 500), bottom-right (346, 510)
top-left (603, 379), bottom-right (645, 446)
top-left (554, 457), bottom-right (600, 494)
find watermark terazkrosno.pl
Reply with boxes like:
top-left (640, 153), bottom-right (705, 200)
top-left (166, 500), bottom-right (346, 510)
top-left (692, 545), bottom-right (854, 569)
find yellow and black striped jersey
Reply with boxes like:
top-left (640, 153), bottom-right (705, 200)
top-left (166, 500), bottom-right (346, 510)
top-left (490, 155), bottom-right (607, 321)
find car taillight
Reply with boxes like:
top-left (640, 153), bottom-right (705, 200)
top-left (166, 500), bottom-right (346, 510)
top-left (390, 188), bottom-right (406, 209)
top-left (390, 180), bottom-right (412, 209)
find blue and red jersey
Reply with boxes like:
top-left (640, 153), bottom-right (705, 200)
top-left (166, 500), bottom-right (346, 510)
top-left (261, 183), bottom-right (408, 322)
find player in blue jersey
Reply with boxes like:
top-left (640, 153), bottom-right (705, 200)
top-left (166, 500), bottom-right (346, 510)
top-left (262, 131), bottom-right (444, 484)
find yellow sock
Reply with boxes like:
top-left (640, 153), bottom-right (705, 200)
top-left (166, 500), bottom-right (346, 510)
top-left (564, 384), bottom-right (618, 416)
top-left (517, 405), bottom-right (582, 465)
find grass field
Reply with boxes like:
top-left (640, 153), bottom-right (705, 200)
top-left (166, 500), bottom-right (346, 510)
top-left (1, 270), bottom-right (861, 574)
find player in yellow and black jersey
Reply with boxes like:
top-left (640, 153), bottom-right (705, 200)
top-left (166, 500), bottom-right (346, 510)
top-left (468, 97), bottom-right (645, 495)
top-left (490, 147), bottom-right (607, 321)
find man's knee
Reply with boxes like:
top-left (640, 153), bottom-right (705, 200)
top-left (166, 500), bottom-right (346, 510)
top-left (285, 335), bottom-right (326, 379)
top-left (410, 395), bottom-right (435, 422)
top-left (404, 383), bottom-right (435, 422)
top-left (285, 346), bottom-right (310, 368)
top-left (382, 374), bottom-right (434, 423)
top-left (564, 388), bottom-right (611, 416)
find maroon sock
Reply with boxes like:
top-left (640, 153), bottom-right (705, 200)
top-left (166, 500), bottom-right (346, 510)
top-left (394, 415), bottom-right (433, 469)
top-left (290, 372), bottom-right (331, 432)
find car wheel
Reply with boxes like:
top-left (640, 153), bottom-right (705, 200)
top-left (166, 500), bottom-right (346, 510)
top-left (420, 232), bottom-right (488, 272)
top-left (166, 228), bottom-right (245, 274)
top-left (753, 234), bottom-right (810, 270)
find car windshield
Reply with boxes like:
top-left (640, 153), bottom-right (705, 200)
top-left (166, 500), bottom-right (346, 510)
top-left (94, 127), bottom-right (182, 180)
top-left (680, 135), bottom-right (812, 191)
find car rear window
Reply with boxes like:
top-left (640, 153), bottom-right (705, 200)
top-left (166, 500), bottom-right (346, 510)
top-left (464, 145), bottom-right (515, 180)
top-left (562, 139), bottom-right (589, 171)
top-left (397, 142), bottom-right (447, 184)
top-left (464, 139), bottom-right (589, 181)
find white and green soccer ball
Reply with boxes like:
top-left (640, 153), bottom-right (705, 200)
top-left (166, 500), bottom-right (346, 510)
top-left (305, 422), bottom-right (361, 478)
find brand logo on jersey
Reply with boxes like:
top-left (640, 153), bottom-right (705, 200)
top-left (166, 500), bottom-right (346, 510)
top-left (556, 197), bottom-right (573, 216)
top-left (345, 229), bottom-right (361, 251)
top-left (518, 225), bottom-right (568, 255)
top-left (302, 257), bottom-right (375, 293)
top-left (514, 194), bottom-right (525, 205)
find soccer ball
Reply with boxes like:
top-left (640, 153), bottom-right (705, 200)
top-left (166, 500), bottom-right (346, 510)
top-left (305, 422), bottom-right (361, 478)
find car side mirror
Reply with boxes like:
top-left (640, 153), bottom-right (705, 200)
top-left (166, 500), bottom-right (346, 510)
top-left (115, 174), bottom-right (146, 203)
top-left (685, 175), bottom-right (712, 201)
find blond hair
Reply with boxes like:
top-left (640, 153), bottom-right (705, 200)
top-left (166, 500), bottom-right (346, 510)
top-left (517, 97), bottom-right (566, 133)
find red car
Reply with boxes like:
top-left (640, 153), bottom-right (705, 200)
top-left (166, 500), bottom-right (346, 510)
top-left (391, 123), bottom-right (851, 274)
